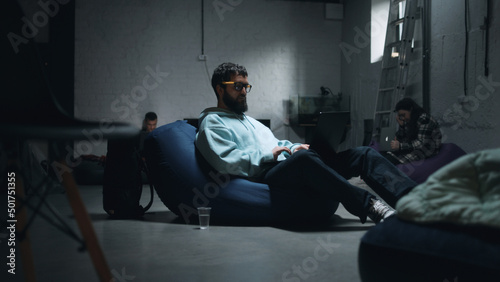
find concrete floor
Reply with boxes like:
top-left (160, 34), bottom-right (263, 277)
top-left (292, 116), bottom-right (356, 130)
top-left (4, 181), bottom-right (376, 282)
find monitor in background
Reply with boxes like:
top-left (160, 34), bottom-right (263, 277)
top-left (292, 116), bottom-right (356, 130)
top-left (309, 111), bottom-right (350, 156)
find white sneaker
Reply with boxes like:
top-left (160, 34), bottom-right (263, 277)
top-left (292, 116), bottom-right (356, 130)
top-left (368, 199), bottom-right (395, 223)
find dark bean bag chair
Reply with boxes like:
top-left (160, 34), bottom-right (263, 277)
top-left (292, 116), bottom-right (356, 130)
top-left (144, 120), bottom-right (339, 225)
top-left (358, 217), bottom-right (500, 282)
top-left (369, 141), bottom-right (467, 184)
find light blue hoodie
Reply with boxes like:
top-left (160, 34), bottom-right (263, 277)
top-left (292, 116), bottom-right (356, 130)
top-left (195, 107), bottom-right (301, 178)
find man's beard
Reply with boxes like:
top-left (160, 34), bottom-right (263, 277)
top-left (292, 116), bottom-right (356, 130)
top-left (222, 90), bottom-right (248, 114)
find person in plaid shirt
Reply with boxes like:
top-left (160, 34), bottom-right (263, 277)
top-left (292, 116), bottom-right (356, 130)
top-left (386, 98), bottom-right (442, 164)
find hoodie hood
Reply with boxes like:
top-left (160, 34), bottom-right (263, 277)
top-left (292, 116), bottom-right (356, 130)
top-left (199, 107), bottom-right (238, 121)
top-left (198, 107), bottom-right (254, 130)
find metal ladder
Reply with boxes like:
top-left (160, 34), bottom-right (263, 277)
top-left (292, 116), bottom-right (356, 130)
top-left (373, 0), bottom-right (419, 140)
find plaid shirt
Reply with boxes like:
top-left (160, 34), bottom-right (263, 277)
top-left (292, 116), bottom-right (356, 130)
top-left (388, 113), bottom-right (442, 164)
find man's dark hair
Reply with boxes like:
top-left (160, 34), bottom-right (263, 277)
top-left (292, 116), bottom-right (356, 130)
top-left (211, 62), bottom-right (248, 99)
top-left (144, 111), bottom-right (157, 121)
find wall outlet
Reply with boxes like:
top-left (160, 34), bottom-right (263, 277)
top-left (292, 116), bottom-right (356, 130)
top-left (198, 54), bottom-right (207, 61)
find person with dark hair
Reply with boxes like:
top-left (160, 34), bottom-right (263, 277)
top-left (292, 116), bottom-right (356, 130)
top-left (386, 97), bottom-right (442, 164)
top-left (82, 111), bottom-right (159, 165)
top-left (142, 111), bottom-right (158, 133)
top-left (195, 62), bottom-right (418, 224)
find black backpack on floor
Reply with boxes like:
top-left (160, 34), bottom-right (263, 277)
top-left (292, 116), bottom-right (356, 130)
top-left (103, 133), bottom-right (154, 218)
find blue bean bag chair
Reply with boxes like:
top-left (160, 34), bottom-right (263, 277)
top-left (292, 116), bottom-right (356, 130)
top-left (144, 120), bottom-right (339, 225)
top-left (358, 217), bottom-right (500, 281)
top-left (359, 148), bottom-right (500, 281)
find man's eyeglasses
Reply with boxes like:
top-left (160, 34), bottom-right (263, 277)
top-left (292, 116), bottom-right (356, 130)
top-left (221, 81), bottom-right (252, 93)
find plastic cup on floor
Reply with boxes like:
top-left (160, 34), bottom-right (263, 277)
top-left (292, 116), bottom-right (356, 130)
top-left (197, 207), bottom-right (212, 230)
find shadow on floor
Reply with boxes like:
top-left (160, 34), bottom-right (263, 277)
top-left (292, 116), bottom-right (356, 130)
top-left (85, 211), bottom-right (374, 233)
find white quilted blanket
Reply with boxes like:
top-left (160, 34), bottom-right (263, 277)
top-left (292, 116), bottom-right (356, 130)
top-left (396, 148), bottom-right (500, 229)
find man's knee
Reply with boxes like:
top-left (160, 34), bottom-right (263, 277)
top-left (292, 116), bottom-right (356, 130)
top-left (290, 149), bottom-right (320, 163)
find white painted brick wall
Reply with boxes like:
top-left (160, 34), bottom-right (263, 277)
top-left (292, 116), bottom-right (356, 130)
top-left (429, 0), bottom-right (500, 153)
top-left (74, 0), bottom-right (342, 156)
top-left (342, 0), bottom-right (500, 153)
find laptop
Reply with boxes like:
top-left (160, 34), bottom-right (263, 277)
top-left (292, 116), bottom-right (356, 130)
top-left (378, 127), bottom-right (396, 151)
top-left (309, 111), bottom-right (350, 156)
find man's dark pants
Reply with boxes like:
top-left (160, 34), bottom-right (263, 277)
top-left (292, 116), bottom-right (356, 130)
top-left (261, 147), bottom-right (416, 222)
